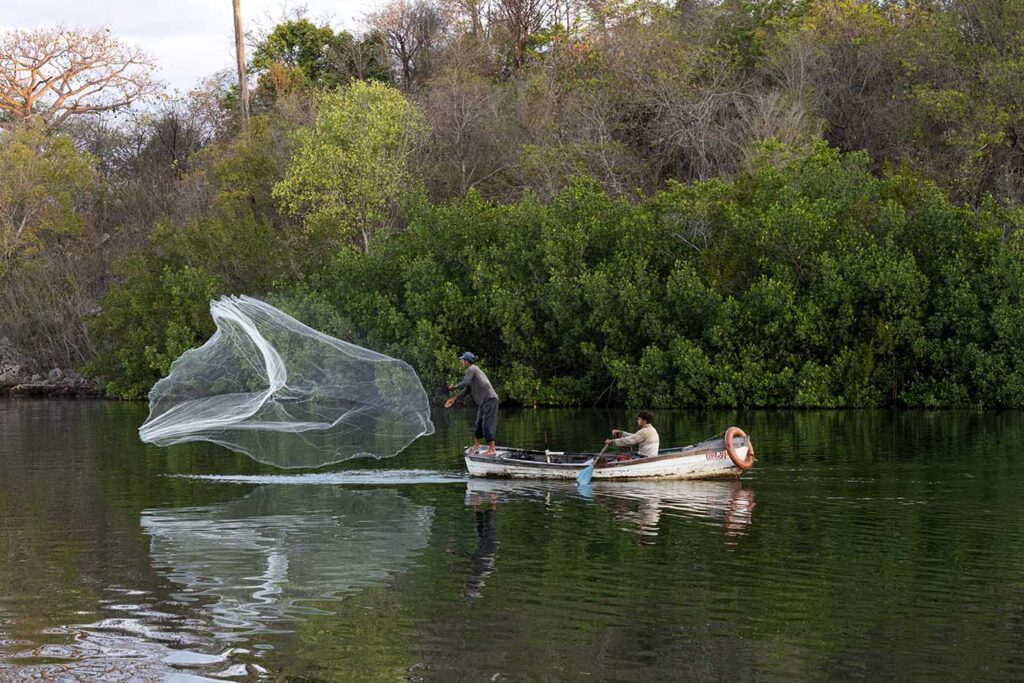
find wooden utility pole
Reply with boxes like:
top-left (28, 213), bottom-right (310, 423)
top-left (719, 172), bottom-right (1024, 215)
top-left (232, 0), bottom-right (250, 124)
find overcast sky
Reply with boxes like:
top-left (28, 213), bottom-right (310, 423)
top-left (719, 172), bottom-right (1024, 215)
top-left (1, 1), bottom-right (384, 93)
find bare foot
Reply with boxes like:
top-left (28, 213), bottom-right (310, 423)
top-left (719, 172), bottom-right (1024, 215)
top-left (468, 445), bottom-right (480, 454)
top-left (483, 448), bottom-right (497, 457)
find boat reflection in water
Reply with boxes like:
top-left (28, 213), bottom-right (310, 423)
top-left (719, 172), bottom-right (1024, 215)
top-left (141, 485), bottom-right (433, 637)
top-left (465, 478), bottom-right (755, 543)
top-left (594, 479), bottom-right (754, 541)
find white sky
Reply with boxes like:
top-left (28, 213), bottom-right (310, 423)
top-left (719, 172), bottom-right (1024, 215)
top-left (1, 1), bottom-right (385, 94)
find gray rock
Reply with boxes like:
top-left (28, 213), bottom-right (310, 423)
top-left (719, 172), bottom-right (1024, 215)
top-left (0, 337), bottom-right (25, 386)
top-left (0, 337), bottom-right (99, 398)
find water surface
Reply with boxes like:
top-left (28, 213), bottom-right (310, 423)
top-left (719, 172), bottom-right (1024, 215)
top-left (2, 400), bottom-right (1023, 680)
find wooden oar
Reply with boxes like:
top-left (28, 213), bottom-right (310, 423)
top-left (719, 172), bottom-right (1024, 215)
top-left (576, 443), bottom-right (608, 486)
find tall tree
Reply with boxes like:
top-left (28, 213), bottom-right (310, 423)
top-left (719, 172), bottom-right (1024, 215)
top-left (331, 31), bottom-right (394, 83)
top-left (418, 66), bottom-right (507, 197)
top-left (0, 124), bottom-right (96, 278)
top-left (273, 81), bottom-right (425, 253)
top-left (495, 0), bottom-right (555, 69)
top-left (0, 26), bottom-right (156, 130)
top-left (250, 20), bottom-right (393, 107)
top-left (251, 18), bottom-right (347, 87)
top-left (369, 0), bottom-right (447, 90)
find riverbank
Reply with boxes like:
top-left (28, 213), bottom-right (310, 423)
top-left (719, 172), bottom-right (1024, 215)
top-left (0, 337), bottom-right (99, 398)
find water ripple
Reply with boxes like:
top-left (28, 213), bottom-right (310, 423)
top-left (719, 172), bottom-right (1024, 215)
top-left (168, 469), bottom-right (467, 485)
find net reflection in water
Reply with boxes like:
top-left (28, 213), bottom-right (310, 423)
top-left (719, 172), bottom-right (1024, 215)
top-left (141, 486), bottom-right (433, 638)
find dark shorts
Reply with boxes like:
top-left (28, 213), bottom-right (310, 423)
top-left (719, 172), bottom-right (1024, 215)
top-left (474, 397), bottom-right (498, 442)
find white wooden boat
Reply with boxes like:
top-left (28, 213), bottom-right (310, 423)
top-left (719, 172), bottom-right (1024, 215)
top-left (464, 426), bottom-right (755, 481)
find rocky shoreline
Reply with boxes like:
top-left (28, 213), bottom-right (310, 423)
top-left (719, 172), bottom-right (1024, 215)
top-left (0, 338), bottom-right (101, 398)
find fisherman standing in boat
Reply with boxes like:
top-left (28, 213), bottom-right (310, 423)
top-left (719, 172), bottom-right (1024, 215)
top-left (445, 351), bottom-right (499, 456)
top-left (606, 410), bottom-right (660, 457)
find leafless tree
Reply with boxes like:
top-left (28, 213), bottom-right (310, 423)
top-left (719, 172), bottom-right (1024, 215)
top-left (773, 3), bottom-right (907, 165)
top-left (444, 0), bottom-right (489, 37)
top-left (370, 0), bottom-right (448, 90)
top-left (735, 90), bottom-right (821, 169)
top-left (330, 32), bottom-right (389, 81)
top-left (493, 0), bottom-right (555, 69)
top-left (0, 244), bottom-right (103, 372)
top-left (418, 64), bottom-right (509, 197)
top-left (595, 16), bottom-right (750, 182)
top-left (495, 46), bottom-right (650, 199)
top-left (0, 26), bottom-right (158, 130)
top-left (548, 0), bottom-right (590, 34)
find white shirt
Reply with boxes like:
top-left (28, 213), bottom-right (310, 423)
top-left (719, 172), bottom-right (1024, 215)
top-left (611, 424), bottom-right (660, 457)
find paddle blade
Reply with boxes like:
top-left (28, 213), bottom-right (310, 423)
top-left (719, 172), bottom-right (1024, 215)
top-left (576, 458), bottom-right (596, 486)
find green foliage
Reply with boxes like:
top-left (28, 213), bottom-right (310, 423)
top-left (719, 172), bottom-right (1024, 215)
top-left (277, 142), bottom-right (1024, 408)
top-left (10, 0), bottom-right (1024, 412)
top-left (86, 261), bottom-right (222, 399)
top-left (711, 0), bottom-right (810, 72)
top-left (0, 123), bottom-right (100, 370)
top-left (251, 19), bottom-right (348, 88)
top-left (86, 122), bottom-right (295, 399)
top-left (0, 124), bottom-right (96, 277)
top-left (85, 204), bottom-right (287, 399)
top-left (251, 19), bottom-right (391, 98)
top-left (273, 81), bottom-right (425, 254)
top-left (900, 0), bottom-right (1024, 203)
top-left (87, 123), bottom-right (1024, 407)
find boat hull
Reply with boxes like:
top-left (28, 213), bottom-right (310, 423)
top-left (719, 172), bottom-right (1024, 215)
top-left (464, 435), bottom-right (751, 481)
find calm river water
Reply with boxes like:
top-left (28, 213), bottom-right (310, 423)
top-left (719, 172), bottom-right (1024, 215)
top-left (2, 399), bottom-right (1024, 681)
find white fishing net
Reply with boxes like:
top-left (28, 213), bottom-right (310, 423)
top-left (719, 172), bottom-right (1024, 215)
top-left (138, 295), bottom-right (434, 467)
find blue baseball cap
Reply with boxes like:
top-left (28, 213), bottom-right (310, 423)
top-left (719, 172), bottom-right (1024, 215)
top-left (459, 351), bottom-right (476, 362)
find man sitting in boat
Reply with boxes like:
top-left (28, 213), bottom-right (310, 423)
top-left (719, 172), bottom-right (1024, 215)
top-left (605, 411), bottom-right (660, 457)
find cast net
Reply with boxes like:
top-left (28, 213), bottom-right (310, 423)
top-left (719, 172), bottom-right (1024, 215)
top-left (138, 295), bottom-right (434, 467)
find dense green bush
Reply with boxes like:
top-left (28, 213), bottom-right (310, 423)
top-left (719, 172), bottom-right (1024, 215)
top-left (86, 118), bottom-right (296, 399)
top-left (89, 140), bottom-right (1024, 407)
top-left (295, 141), bottom-right (1024, 407)
top-left (84, 204), bottom-right (289, 398)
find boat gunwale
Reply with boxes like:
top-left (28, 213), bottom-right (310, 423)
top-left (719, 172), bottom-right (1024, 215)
top-left (463, 435), bottom-right (749, 471)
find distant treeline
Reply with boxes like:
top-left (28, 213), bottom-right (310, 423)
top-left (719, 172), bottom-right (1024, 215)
top-left (2, 0), bottom-right (1023, 406)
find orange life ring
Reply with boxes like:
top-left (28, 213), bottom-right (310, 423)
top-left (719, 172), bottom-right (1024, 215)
top-left (724, 426), bottom-right (755, 470)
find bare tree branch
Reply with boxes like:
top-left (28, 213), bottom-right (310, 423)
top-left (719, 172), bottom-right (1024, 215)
top-left (0, 26), bottom-right (158, 130)
top-left (369, 0), bottom-right (447, 90)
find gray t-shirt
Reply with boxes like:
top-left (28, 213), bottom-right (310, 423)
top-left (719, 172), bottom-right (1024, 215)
top-left (455, 364), bottom-right (498, 406)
